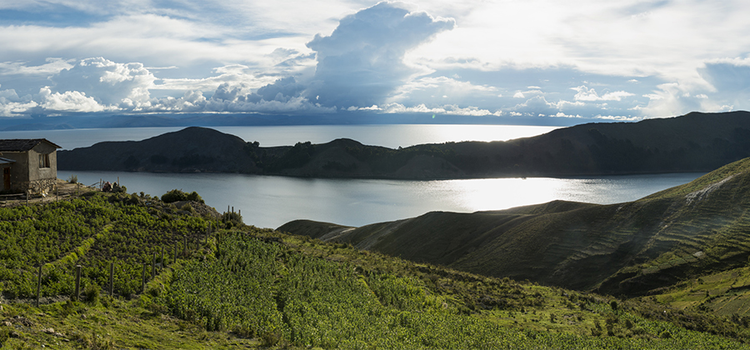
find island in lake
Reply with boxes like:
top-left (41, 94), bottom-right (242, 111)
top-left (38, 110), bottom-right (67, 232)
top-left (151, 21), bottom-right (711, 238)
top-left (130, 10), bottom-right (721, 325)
top-left (59, 111), bottom-right (750, 179)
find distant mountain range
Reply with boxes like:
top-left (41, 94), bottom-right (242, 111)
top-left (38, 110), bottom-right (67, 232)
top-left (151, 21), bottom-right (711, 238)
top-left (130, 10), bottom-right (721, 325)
top-left (59, 111), bottom-right (750, 179)
top-left (279, 157), bottom-right (750, 297)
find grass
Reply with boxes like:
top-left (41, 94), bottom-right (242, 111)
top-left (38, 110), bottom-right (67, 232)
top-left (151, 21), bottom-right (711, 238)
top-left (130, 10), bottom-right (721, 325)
top-left (649, 264), bottom-right (750, 317)
top-left (280, 157), bottom-right (750, 300)
top-left (0, 298), bottom-right (262, 349)
top-left (3, 225), bottom-right (750, 349)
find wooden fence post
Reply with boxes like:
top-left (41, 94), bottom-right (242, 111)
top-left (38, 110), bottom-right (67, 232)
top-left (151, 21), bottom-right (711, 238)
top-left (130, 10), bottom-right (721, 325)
top-left (109, 261), bottom-right (114, 297)
top-left (74, 265), bottom-right (81, 301)
top-left (36, 264), bottom-right (43, 307)
top-left (142, 263), bottom-right (147, 293)
top-left (151, 252), bottom-right (157, 279)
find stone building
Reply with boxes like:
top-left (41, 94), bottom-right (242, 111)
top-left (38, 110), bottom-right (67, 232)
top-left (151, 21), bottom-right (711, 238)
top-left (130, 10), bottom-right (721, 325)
top-left (0, 139), bottom-right (61, 193)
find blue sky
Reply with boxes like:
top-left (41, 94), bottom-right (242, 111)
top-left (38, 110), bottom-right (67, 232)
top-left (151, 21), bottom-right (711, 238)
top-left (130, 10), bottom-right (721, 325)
top-left (0, 0), bottom-right (749, 124)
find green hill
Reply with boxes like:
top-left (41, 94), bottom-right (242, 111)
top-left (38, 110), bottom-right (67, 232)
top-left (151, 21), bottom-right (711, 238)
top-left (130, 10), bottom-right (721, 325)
top-left (280, 157), bottom-right (750, 299)
top-left (3, 187), bottom-right (750, 348)
top-left (59, 111), bottom-right (750, 178)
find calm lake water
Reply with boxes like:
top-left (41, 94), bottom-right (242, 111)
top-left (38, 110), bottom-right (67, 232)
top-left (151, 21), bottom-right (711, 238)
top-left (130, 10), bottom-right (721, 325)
top-left (57, 170), bottom-right (703, 229)
top-left (1, 124), bottom-right (703, 228)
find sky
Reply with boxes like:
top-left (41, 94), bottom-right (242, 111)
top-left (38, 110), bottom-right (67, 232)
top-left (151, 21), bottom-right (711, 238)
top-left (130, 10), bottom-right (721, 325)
top-left (0, 0), bottom-right (749, 125)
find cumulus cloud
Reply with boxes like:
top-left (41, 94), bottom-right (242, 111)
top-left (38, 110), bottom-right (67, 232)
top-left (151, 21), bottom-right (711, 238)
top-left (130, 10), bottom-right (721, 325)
top-left (0, 87), bottom-right (20, 103)
top-left (250, 77), bottom-right (306, 103)
top-left (305, 1), bottom-right (455, 107)
top-left (572, 86), bottom-right (634, 101)
top-left (509, 95), bottom-right (558, 116)
top-left (37, 87), bottom-right (111, 113)
top-left (378, 102), bottom-right (496, 116)
top-left (51, 57), bottom-right (156, 107)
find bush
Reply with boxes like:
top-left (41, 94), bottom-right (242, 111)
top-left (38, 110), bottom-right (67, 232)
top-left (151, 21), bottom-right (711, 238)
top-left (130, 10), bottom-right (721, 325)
top-left (83, 283), bottom-right (101, 304)
top-left (111, 183), bottom-right (127, 193)
top-left (67, 175), bottom-right (78, 184)
top-left (161, 189), bottom-right (204, 204)
top-left (180, 203), bottom-right (196, 214)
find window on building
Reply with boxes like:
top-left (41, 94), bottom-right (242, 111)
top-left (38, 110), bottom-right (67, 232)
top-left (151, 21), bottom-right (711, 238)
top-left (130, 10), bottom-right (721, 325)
top-left (39, 153), bottom-right (50, 168)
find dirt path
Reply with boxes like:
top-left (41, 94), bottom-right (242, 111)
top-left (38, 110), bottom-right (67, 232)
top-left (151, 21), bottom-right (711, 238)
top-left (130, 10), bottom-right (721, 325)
top-left (0, 179), bottom-right (98, 207)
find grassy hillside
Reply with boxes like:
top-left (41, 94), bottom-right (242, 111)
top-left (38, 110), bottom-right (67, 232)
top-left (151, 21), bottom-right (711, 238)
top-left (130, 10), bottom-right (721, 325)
top-left (280, 157), bottom-right (750, 299)
top-left (3, 189), bottom-right (750, 348)
top-left (60, 111), bottom-right (750, 179)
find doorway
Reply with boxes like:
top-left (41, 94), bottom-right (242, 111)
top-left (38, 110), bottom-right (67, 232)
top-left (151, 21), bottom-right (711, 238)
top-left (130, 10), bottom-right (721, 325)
top-left (3, 167), bottom-right (10, 190)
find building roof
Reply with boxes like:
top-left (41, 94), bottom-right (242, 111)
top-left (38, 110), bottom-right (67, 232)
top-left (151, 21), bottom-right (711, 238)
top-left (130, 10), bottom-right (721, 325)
top-left (0, 139), bottom-right (61, 152)
top-left (0, 157), bottom-right (16, 165)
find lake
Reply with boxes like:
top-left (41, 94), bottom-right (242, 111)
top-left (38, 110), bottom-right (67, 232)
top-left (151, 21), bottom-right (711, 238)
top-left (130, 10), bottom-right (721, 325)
top-left (57, 170), bottom-right (703, 229)
top-left (0, 124), bottom-right (704, 228)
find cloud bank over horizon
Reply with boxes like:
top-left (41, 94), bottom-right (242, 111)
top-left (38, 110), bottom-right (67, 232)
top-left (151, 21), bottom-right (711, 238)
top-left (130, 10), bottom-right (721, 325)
top-left (0, 0), bottom-right (749, 124)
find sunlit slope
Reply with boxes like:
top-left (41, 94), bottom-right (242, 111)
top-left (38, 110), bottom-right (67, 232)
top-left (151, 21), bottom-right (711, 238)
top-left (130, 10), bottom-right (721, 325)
top-left (598, 157), bottom-right (750, 295)
top-left (280, 157), bottom-right (750, 297)
top-left (647, 264), bottom-right (750, 317)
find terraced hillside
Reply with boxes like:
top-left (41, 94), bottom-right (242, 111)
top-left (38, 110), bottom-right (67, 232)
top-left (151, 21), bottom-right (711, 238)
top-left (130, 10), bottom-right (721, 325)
top-left (3, 189), bottom-right (750, 348)
top-left (280, 157), bottom-right (750, 297)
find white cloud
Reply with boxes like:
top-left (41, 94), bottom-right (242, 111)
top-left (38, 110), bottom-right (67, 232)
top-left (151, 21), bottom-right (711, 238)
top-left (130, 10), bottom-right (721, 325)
top-left (153, 65), bottom-right (278, 93)
top-left (509, 95), bottom-right (558, 116)
top-left (572, 86), bottom-right (634, 101)
top-left (305, 2), bottom-right (455, 107)
top-left (51, 57), bottom-right (155, 106)
top-left (1, 1), bottom-right (749, 122)
top-left (387, 76), bottom-right (497, 107)
top-left (380, 102), bottom-right (495, 116)
top-left (37, 87), bottom-right (111, 113)
top-left (0, 58), bottom-right (73, 76)
top-left (594, 114), bottom-right (641, 122)
top-left (0, 87), bottom-right (20, 103)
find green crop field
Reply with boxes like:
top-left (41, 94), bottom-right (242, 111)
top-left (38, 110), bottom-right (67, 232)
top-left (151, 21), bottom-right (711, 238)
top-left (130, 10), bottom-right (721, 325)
top-left (1, 186), bottom-right (750, 348)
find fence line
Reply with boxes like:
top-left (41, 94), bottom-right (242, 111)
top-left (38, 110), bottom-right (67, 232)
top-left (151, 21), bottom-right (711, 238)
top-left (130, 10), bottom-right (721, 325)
top-left (28, 227), bottom-right (218, 304)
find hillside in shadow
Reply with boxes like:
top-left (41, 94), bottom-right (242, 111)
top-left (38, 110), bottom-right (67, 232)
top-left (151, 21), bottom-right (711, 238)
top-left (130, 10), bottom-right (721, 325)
top-left (59, 111), bottom-right (750, 179)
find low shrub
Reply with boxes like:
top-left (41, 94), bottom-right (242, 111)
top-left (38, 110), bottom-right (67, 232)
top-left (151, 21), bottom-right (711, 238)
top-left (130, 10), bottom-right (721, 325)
top-left (161, 189), bottom-right (204, 204)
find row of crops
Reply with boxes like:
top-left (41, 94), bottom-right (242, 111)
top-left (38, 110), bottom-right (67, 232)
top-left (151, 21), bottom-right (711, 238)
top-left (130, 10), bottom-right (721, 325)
top-left (155, 230), bottom-right (750, 349)
top-left (0, 192), bottom-right (214, 299)
top-left (1, 191), bottom-right (749, 348)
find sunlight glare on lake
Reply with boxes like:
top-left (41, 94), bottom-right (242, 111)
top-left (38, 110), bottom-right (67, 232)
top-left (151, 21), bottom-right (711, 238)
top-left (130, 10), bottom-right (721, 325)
top-left (432, 178), bottom-right (564, 212)
top-left (58, 171), bottom-right (703, 228)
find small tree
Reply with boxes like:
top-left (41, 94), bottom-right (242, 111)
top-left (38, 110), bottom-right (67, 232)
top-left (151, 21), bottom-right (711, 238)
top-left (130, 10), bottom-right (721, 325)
top-left (161, 189), bottom-right (204, 204)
